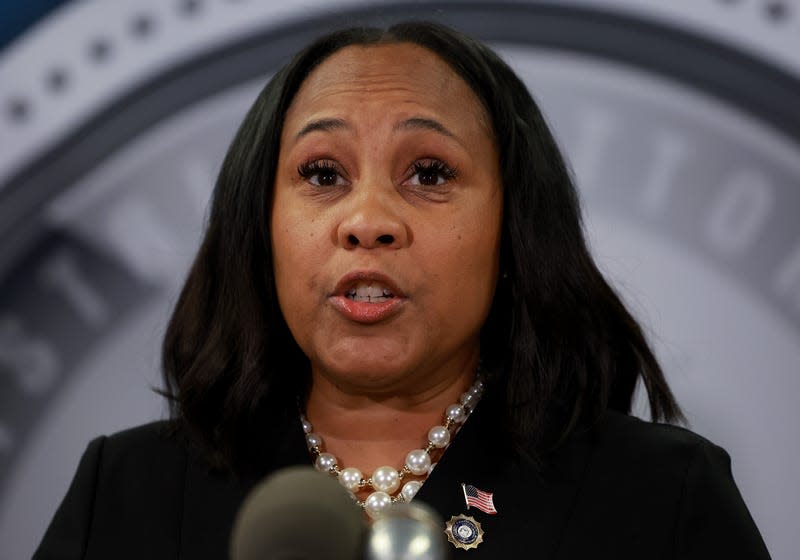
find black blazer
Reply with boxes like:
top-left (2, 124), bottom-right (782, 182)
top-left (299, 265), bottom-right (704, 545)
top-left (34, 393), bottom-right (770, 559)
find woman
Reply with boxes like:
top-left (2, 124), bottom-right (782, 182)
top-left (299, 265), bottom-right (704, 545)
top-left (35, 22), bottom-right (770, 559)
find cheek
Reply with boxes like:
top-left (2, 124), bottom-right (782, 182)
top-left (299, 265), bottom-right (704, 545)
top-left (271, 202), bottom-right (326, 323)
top-left (456, 234), bottom-right (500, 301)
top-left (449, 199), bottom-right (502, 272)
top-left (460, 207), bottom-right (503, 310)
top-left (272, 185), bottom-right (327, 264)
top-left (421, 213), bottom-right (501, 317)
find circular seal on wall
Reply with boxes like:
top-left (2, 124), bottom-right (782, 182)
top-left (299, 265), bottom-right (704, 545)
top-left (0, 1), bottom-right (797, 558)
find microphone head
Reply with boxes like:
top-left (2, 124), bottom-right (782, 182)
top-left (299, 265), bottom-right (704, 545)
top-left (230, 466), bottom-right (363, 560)
top-left (364, 501), bottom-right (449, 560)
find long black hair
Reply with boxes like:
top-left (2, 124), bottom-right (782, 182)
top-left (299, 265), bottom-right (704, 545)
top-left (162, 21), bottom-right (682, 471)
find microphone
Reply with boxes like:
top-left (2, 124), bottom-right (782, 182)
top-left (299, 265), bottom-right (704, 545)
top-left (363, 501), bottom-right (448, 560)
top-left (230, 466), bottom-right (449, 559)
top-left (230, 466), bottom-right (362, 559)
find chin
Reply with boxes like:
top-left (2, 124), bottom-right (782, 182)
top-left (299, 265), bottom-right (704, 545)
top-left (319, 354), bottom-right (416, 392)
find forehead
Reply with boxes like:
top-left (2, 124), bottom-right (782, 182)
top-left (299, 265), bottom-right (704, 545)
top-left (284, 43), bottom-right (491, 135)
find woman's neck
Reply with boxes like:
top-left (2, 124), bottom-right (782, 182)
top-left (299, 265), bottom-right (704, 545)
top-left (303, 360), bottom-right (476, 475)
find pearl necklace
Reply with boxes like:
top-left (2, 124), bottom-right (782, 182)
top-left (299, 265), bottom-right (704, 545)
top-left (300, 377), bottom-right (484, 519)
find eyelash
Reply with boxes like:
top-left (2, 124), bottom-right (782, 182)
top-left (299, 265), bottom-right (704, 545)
top-left (296, 158), bottom-right (458, 187)
top-left (297, 159), bottom-right (342, 187)
top-left (409, 159), bottom-right (458, 186)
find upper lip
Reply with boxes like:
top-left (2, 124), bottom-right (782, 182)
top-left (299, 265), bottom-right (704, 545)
top-left (331, 270), bottom-right (406, 298)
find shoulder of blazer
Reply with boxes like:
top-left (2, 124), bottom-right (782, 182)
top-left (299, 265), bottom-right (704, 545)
top-left (100, 419), bottom-right (184, 458)
top-left (82, 420), bottom-right (190, 558)
top-left (90, 420), bottom-right (191, 486)
top-left (594, 412), bottom-right (770, 558)
top-left (565, 410), bottom-right (717, 526)
top-left (584, 410), bottom-right (734, 498)
top-left (592, 410), bottom-right (720, 462)
top-left (34, 420), bottom-right (193, 560)
top-left (557, 410), bottom-right (771, 559)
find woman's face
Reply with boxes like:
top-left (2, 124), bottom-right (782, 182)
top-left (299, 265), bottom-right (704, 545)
top-left (271, 43), bottom-right (503, 394)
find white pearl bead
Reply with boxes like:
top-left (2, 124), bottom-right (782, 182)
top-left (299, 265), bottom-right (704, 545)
top-left (445, 404), bottom-right (466, 423)
top-left (301, 418), bottom-right (313, 433)
top-left (338, 467), bottom-right (363, 492)
top-left (427, 425), bottom-right (450, 448)
top-left (371, 466), bottom-right (400, 493)
top-left (305, 433), bottom-right (322, 449)
top-left (472, 379), bottom-right (484, 393)
top-left (405, 449), bottom-right (432, 476)
top-left (401, 480), bottom-right (422, 502)
top-left (364, 491), bottom-right (392, 519)
top-left (315, 452), bottom-right (337, 473)
top-left (459, 391), bottom-right (477, 408)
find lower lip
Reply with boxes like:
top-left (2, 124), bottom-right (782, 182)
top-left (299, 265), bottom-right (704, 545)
top-left (329, 295), bottom-right (404, 324)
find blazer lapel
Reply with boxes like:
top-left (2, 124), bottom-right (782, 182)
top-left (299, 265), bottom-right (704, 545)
top-left (416, 392), bottom-right (594, 558)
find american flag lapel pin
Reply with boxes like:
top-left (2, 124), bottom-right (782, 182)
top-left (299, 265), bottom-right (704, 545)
top-left (444, 483), bottom-right (496, 551)
top-left (462, 483), bottom-right (498, 515)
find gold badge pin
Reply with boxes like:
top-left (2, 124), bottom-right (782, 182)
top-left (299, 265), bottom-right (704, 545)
top-left (444, 514), bottom-right (484, 550)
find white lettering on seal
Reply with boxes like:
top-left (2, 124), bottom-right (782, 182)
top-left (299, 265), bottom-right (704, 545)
top-left (0, 315), bottom-right (60, 395)
top-left (705, 168), bottom-right (774, 255)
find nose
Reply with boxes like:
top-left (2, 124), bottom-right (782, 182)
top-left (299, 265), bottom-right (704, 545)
top-left (336, 190), bottom-right (410, 250)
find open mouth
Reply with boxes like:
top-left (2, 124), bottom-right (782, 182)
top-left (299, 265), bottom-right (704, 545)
top-left (346, 284), bottom-right (395, 303)
top-left (331, 273), bottom-right (404, 323)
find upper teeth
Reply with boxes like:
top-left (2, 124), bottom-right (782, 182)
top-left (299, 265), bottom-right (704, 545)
top-left (347, 284), bottom-right (393, 298)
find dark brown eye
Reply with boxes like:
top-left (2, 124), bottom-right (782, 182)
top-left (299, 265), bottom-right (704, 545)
top-left (297, 160), bottom-right (345, 187)
top-left (418, 167), bottom-right (441, 186)
top-left (408, 160), bottom-right (457, 187)
top-left (315, 168), bottom-right (339, 186)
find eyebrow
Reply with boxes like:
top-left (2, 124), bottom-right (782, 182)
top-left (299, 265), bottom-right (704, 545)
top-left (393, 117), bottom-right (455, 138)
top-left (295, 118), bottom-right (349, 139)
top-left (293, 116), bottom-right (458, 142)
